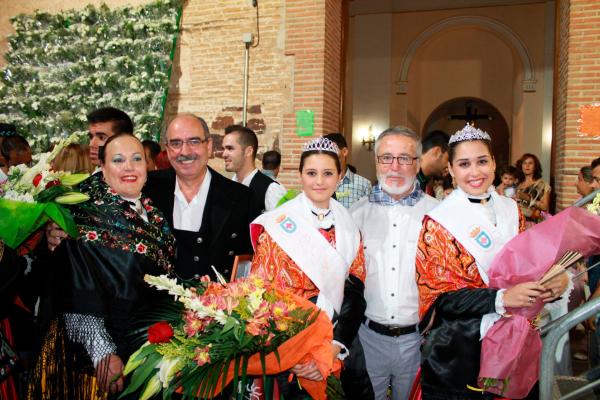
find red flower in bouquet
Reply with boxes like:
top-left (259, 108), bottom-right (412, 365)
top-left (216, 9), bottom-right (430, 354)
top-left (148, 321), bottom-right (174, 344)
top-left (32, 173), bottom-right (43, 187)
top-left (44, 179), bottom-right (61, 189)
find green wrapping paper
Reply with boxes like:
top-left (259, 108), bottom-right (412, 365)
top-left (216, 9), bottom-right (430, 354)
top-left (0, 198), bottom-right (78, 249)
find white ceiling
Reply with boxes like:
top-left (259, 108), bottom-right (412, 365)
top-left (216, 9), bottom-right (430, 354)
top-left (349, 0), bottom-right (548, 16)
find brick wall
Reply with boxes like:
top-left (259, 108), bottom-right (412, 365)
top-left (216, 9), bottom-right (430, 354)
top-left (278, 0), bottom-right (343, 188)
top-left (554, 0), bottom-right (600, 209)
top-left (0, 0), bottom-right (343, 189)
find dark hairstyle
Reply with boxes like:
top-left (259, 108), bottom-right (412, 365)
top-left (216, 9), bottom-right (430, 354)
top-left (87, 107), bottom-right (134, 135)
top-left (580, 166), bottom-right (593, 183)
top-left (1, 134), bottom-right (30, 162)
top-left (500, 165), bottom-right (519, 178)
top-left (442, 174), bottom-right (454, 190)
top-left (592, 157), bottom-right (600, 170)
top-left (448, 139), bottom-right (493, 164)
top-left (323, 133), bottom-right (348, 149)
top-left (516, 153), bottom-right (543, 180)
top-left (142, 140), bottom-right (161, 161)
top-left (299, 150), bottom-right (341, 174)
top-left (0, 123), bottom-right (17, 137)
top-left (99, 132), bottom-right (138, 164)
top-left (422, 130), bottom-right (449, 154)
top-left (262, 150), bottom-right (281, 170)
top-left (224, 125), bottom-right (258, 159)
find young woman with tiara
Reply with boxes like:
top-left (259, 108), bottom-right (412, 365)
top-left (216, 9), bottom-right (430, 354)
top-left (250, 137), bottom-right (368, 399)
top-left (414, 125), bottom-right (570, 399)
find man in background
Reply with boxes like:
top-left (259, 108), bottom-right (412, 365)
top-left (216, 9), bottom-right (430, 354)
top-left (261, 150), bottom-right (281, 180)
top-left (417, 130), bottom-right (449, 196)
top-left (324, 132), bottom-right (372, 208)
top-left (87, 107), bottom-right (133, 167)
top-left (222, 125), bottom-right (286, 212)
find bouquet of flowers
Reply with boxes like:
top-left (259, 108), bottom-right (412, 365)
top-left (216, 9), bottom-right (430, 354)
top-left (587, 190), bottom-right (600, 215)
top-left (478, 206), bottom-right (600, 398)
top-left (0, 132), bottom-right (89, 250)
top-left (121, 274), bottom-right (342, 400)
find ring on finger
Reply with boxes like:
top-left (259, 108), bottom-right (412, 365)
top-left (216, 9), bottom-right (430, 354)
top-left (528, 296), bottom-right (535, 304)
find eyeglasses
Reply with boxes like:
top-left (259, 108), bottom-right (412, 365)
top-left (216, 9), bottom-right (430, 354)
top-left (377, 154), bottom-right (418, 165)
top-left (166, 137), bottom-right (208, 149)
top-left (593, 175), bottom-right (600, 184)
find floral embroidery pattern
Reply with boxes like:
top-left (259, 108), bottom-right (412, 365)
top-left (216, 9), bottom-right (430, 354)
top-left (250, 227), bottom-right (365, 300)
top-left (71, 173), bottom-right (175, 271)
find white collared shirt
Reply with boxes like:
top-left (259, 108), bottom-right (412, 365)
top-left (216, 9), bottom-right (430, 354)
top-left (173, 170), bottom-right (212, 231)
top-left (350, 194), bottom-right (439, 326)
top-left (233, 168), bottom-right (287, 211)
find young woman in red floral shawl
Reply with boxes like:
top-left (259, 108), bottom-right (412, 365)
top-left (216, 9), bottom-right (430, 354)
top-left (28, 134), bottom-right (176, 400)
top-left (250, 137), bottom-right (368, 399)
top-left (415, 125), bottom-right (569, 399)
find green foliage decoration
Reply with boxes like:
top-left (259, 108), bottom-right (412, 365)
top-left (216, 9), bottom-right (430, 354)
top-left (0, 0), bottom-right (182, 152)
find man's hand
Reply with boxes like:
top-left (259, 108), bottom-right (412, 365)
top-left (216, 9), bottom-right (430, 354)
top-left (290, 360), bottom-right (323, 381)
top-left (45, 222), bottom-right (67, 251)
top-left (96, 354), bottom-right (125, 394)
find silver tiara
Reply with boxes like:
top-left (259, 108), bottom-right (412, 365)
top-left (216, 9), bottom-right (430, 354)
top-left (449, 124), bottom-right (491, 145)
top-left (302, 137), bottom-right (340, 155)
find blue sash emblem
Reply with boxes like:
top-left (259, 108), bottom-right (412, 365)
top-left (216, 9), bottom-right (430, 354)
top-left (474, 230), bottom-right (492, 249)
top-left (280, 217), bottom-right (297, 234)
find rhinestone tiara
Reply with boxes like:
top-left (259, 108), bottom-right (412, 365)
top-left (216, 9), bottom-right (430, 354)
top-left (449, 124), bottom-right (491, 145)
top-left (302, 137), bottom-right (340, 155)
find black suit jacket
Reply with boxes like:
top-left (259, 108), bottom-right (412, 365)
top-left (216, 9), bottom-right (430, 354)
top-left (144, 167), bottom-right (257, 280)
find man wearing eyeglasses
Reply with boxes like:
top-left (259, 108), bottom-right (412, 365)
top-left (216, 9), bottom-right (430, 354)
top-left (347, 126), bottom-right (439, 400)
top-left (144, 114), bottom-right (257, 281)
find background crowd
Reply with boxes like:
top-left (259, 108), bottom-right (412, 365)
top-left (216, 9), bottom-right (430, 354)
top-left (0, 107), bottom-right (599, 400)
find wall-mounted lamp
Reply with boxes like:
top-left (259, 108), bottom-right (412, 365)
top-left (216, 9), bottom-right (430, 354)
top-left (361, 125), bottom-right (375, 151)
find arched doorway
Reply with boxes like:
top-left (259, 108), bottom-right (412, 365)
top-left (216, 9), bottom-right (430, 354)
top-left (423, 97), bottom-right (511, 169)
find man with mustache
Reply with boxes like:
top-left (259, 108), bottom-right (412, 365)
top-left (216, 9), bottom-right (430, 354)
top-left (348, 126), bottom-right (439, 400)
top-left (144, 114), bottom-right (257, 280)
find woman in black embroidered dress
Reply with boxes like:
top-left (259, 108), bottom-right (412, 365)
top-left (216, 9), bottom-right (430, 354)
top-left (28, 134), bottom-right (176, 400)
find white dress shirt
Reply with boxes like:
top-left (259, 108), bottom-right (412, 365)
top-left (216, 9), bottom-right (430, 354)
top-left (350, 195), bottom-right (439, 326)
top-left (233, 168), bottom-right (287, 211)
top-left (173, 170), bottom-right (211, 231)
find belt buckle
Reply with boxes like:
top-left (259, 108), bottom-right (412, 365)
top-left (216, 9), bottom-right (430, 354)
top-left (389, 326), bottom-right (403, 336)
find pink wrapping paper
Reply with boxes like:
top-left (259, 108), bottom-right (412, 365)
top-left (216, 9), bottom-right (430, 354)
top-left (479, 207), bottom-right (600, 398)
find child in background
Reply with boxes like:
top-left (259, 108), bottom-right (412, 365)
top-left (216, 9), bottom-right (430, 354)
top-left (496, 165), bottom-right (519, 197)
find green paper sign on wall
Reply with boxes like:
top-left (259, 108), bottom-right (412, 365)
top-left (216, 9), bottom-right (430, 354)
top-left (295, 110), bottom-right (314, 137)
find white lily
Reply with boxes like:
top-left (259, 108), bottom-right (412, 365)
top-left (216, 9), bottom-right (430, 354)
top-left (139, 373), bottom-right (162, 400)
top-left (157, 357), bottom-right (184, 388)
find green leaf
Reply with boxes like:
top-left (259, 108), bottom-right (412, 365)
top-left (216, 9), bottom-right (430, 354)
top-left (221, 317), bottom-right (238, 334)
top-left (33, 184), bottom-right (68, 202)
top-left (121, 351), bottom-right (161, 397)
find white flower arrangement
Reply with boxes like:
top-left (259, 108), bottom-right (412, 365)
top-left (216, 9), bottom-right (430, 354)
top-left (0, 0), bottom-right (182, 151)
top-left (587, 192), bottom-right (600, 215)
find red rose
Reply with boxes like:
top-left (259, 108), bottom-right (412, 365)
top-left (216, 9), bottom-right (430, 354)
top-left (148, 321), bottom-right (174, 343)
top-left (32, 173), bottom-right (43, 187)
top-left (45, 179), bottom-right (61, 189)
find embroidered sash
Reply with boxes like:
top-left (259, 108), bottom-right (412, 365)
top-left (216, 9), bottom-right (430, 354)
top-left (427, 189), bottom-right (519, 284)
top-left (251, 193), bottom-right (360, 318)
